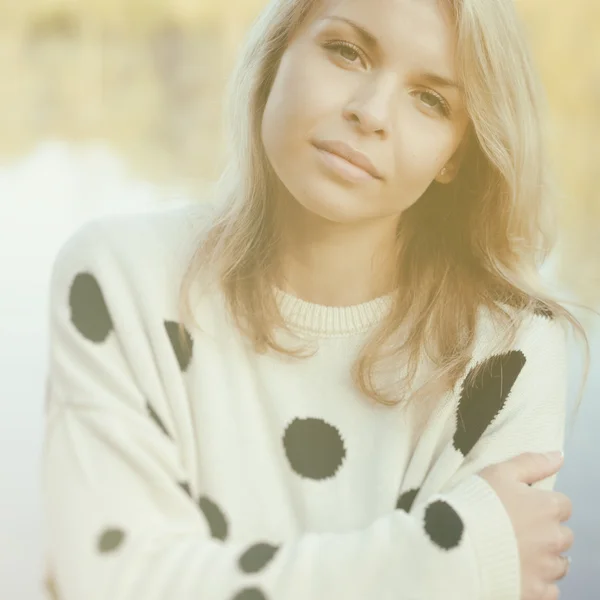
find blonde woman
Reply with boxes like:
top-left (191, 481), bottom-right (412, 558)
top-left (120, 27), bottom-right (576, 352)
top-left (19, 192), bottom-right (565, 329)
top-left (43, 0), bottom-right (591, 599)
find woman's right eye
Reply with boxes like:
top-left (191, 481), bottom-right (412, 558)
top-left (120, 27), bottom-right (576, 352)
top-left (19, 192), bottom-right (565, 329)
top-left (323, 40), bottom-right (367, 68)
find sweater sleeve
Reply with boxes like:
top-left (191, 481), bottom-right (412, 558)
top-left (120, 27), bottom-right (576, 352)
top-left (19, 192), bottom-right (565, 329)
top-left (404, 310), bottom-right (569, 600)
top-left (42, 220), bottom-right (485, 600)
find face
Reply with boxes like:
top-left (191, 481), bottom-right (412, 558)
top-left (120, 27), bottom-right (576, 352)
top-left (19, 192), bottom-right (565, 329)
top-left (261, 0), bottom-right (471, 226)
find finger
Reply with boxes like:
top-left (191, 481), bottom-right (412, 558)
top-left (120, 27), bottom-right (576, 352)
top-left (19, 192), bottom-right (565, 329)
top-left (552, 492), bottom-right (573, 522)
top-left (540, 583), bottom-right (560, 600)
top-left (557, 525), bottom-right (574, 553)
top-left (513, 451), bottom-right (564, 485)
top-left (551, 555), bottom-right (572, 581)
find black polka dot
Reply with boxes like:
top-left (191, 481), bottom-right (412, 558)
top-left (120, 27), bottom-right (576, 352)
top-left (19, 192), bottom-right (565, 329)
top-left (423, 500), bottom-right (464, 550)
top-left (199, 495), bottom-right (229, 541)
top-left (238, 542), bottom-right (280, 574)
top-left (164, 320), bottom-right (193, 372)
top-left (231, 588), bottom-right (267, 600)
top-left (179, 481), bottom-right (192, 498)
top-left (533, 303), bottom-right (554, 319)
top-left (70, 272), bottom-right (113, 343)
top-left (98, 528), bottom-right (125, 553)
top-left (396, 487), bottom-right (420, 512)
top-left (283, 417), bottom-right (346, 480)
top-left (453, 351), bottom-right (526, 456)
top-left (146, 401), bottom-right (171, 438)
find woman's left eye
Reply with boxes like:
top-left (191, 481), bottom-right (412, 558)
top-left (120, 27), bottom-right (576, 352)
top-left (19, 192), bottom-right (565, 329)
top-left (418, 91), bottom-right (451, 117)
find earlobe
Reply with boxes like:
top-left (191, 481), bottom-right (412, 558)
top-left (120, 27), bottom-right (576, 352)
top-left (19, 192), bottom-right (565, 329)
top-left (437, 147), bottom-right (466, 183)
top-left (436, 165), bottom-right (455, 184)
top-left (438, 133), bottom-right (469, 184)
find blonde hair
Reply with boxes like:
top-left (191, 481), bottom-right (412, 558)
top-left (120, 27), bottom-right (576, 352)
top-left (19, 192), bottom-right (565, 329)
top-left (178, 0), bottom-right (594, 430)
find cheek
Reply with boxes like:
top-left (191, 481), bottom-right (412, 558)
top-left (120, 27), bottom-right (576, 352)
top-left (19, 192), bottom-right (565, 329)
top-left (261, 61), bottom-right (311, 186)
top-left (261, 92), bottom-right (294, 167)
top-left (394, 125), bottom-right (454, 177)
top-left (384, 135), bottom-right (452, 203)
top-left (264, 49), bottom-right (339, 139)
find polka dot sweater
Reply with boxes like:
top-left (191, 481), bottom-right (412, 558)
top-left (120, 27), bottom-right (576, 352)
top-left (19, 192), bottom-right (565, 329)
top-left (42, 203), bottom-right (568, 600)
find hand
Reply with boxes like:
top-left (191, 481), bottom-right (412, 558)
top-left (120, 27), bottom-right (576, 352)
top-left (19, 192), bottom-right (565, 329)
top-left (479, 452), bottom-right (573, 600)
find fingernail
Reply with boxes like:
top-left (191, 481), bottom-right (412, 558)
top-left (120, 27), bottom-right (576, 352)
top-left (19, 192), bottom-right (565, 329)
top-left (546, 451), bottom-right (563, 461)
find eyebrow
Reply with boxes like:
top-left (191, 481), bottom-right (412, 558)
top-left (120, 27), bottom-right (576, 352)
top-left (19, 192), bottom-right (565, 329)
top-left (320, 16), bottom-right (464, 92)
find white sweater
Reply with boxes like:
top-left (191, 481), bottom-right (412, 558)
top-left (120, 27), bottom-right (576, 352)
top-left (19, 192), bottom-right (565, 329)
top-left (42, 202), bottom-right (568, 600)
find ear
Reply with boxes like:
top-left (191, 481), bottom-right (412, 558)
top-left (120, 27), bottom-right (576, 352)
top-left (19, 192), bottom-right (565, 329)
top-left (436, 131), bottom-right (470, 184)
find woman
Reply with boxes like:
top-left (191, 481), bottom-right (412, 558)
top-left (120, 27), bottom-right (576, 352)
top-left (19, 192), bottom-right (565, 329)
top-left (43, 0), bottom-right (591, 599)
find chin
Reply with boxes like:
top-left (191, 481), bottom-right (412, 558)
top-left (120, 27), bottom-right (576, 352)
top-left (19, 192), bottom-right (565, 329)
top-left (278, 165), bottom-right (378, 222)
top-left (291, 181), bottom-right (378, 225)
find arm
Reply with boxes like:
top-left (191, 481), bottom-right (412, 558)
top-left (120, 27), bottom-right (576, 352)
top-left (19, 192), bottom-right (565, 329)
top-left (447, 309), bottom-right (568, 491)
top-left (402, 309), bottom-right (569, 599)
top-left (43, 220), bottom-right (492, 600)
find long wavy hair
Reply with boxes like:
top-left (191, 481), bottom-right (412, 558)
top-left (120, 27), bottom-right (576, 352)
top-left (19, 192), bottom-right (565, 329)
top-left (177, 0), bottom-right (593, 431)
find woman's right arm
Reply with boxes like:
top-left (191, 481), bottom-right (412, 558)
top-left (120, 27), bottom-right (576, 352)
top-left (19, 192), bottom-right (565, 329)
top-left (44, 393), bottom-right (500, 600)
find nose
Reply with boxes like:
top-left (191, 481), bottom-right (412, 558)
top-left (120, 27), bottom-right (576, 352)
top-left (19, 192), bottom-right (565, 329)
top-left (342, 75), bottom-right (396, 138)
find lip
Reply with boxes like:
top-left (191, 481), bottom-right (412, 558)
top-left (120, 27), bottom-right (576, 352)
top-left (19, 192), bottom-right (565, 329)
top-left (312, 139), bottom-right (383, 180)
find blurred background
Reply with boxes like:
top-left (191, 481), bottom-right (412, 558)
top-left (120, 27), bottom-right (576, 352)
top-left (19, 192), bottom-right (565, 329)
top-left (0, 0), bottom-right (598, 598)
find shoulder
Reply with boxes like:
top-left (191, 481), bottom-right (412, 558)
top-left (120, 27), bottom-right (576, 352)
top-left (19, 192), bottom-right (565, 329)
top-left (48, 201), bottom-right (218, 328)
top-left (472, 301), bottom-right (568, 369)
top-left (50, 201), bottom-right (214, 289)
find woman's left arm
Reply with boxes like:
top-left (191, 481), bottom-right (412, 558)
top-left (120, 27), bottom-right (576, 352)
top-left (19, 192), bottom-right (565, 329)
top-left (402, 312), bottom-right (569, 510)
top-left (446, 312), bottom-right (569, 493)
top-left (394, 312), bottom-right (570, 599)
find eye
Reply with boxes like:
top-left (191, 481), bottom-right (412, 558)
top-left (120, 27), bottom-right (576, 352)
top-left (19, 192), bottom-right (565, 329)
top-left (418, 90), bottom-right (451, 117)
top-left (323, 40), bottom-right (367, 68)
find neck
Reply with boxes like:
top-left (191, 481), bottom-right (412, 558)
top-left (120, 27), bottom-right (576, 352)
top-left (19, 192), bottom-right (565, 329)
top-left (277, 201), bottom-right (400, 307)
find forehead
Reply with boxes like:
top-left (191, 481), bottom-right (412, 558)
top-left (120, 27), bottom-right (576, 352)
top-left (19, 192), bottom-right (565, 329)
top-left (305, 0), bottom-right (457, 69)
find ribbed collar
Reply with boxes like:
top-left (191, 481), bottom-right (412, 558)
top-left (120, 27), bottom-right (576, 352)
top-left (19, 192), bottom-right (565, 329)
top-left (274, 286), bottom-right (395, 337)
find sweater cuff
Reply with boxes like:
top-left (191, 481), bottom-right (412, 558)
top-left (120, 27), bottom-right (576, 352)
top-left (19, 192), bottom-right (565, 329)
top-left (443, 474), bottom-right (520, 600)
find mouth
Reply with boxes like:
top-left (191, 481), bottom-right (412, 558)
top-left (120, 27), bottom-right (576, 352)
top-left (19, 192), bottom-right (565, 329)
top-left (312, 140), bottom-right (383, 183)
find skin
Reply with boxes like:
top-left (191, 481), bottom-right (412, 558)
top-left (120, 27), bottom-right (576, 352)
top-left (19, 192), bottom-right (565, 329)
top-left (261, 0), bottom-right (471, 306)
